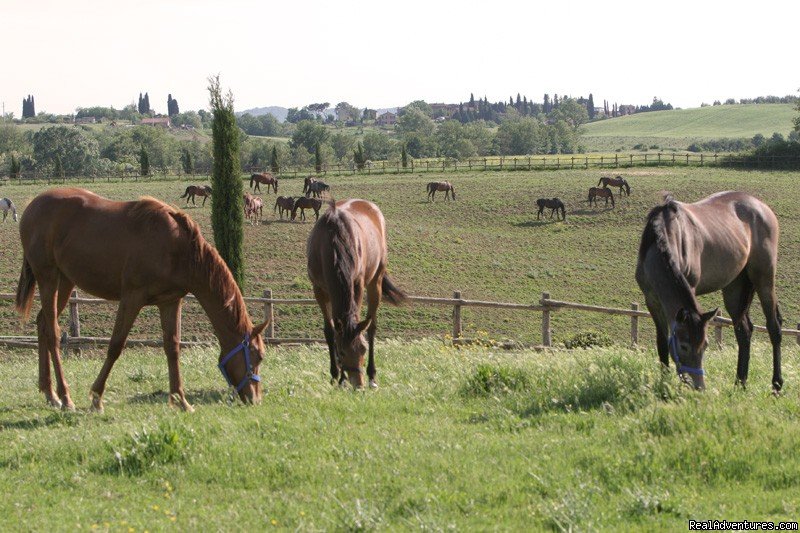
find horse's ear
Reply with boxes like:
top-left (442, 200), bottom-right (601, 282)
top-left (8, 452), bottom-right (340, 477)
top-left (355, 318), bottom-right (372, 336)
top-left (676, 308), bottom-right (690, 324)
top-left (251, 319), bottom-right (270, 338)
top-left (701, 308), bottom-right (719, 324)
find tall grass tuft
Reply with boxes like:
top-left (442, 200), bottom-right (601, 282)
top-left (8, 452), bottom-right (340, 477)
top-left (107, 422), bottom-right (192, 476)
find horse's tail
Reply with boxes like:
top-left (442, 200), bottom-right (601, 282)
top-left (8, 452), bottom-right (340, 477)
top-left (624, 181), bottom-right (631, 195)
top-left (273, 198), bottom-right (279, 213)
top-left (15, 257), bottom-right (36, 322)
top-left (382, 274), bottom-right (407, 306)
top-left (180, 187), bottom-right (189, 198)
top-left (597, 177), bottom-right (604, 186)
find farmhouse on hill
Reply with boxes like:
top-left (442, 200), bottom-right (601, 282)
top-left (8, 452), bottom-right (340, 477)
top-left (375, 111), bottom-right (397, 126)
top-left (141, 117), bottom-right (171, 128)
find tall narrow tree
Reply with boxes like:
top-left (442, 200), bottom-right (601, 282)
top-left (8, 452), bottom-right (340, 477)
top-left (139, 146), bottom-right (150, 176)
top-left (270, 145), bottom-right (280, 174)
top-left (401, 144), bottom-right (408, 168)
top-left (208, 75), bottom-right (245, 288)
top-left (314, 142), bottom-right (323, 172)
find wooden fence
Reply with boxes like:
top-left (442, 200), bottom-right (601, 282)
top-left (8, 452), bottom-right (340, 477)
top-left (5, 153), bottom-right (800, 184)
top-left (2, 290), bottom-right (799, 350)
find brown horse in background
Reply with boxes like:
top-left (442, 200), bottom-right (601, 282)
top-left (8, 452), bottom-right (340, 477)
top-left (291, 197), bottom-right (323, 221)
top-left (427, 181), bottom-right (456, 201)
top-left (588, 186), bottom-right (614, 207)
top-left (307, 199), bottom-right (407, 388)
top-left (15, 188), bottom-right (269, 412)
top-left (536, 198), bottom-right (566, 220)
top-left (250, 172), bottom-right (278, 194)
top-left (273, 196), bottom-right (295, 220)
top-left (303, 176), bottom-right (318, 195)
top-left (180, 185), bottom-right (212, 206)
top-left (598, 175), bottom-right (631, 196)
top-left (636, 191), bottom-right (782, 391)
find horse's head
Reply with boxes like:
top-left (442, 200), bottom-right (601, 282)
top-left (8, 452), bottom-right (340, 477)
top-left (670, 307), bottom-right (718, 389)
top-left (334, 317), bottom-right (371, 389)
top-left (450, 187), bottom-right (456, 200)
top-left (218, 320), bottom-right (270, 404)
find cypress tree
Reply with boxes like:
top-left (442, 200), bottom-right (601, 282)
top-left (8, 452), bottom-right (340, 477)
top-left (270, 145), bottom-right (280, 174)
top-left (208, 75), bottom-right (245, 288)
top-left (138, 93), bottom-right (143, 114)
top-left (401, 144), bottom-right (408, 168)
top-left (314, 142), bottom-right (322, 172)
top-left (181, 148), bottom-right (193, 175)
top-left (10, 154), bottom-right (20, 179)
top-left (139, 146), bottom-right (150, 176)
top-left (54, 155), bottom-right (64, 179)
top-left (354, 142), bottom-right (365, 170)
top-left (143, 93), bottom-right (151, 114)
top-left (587, 93), bottom-right (595, 119)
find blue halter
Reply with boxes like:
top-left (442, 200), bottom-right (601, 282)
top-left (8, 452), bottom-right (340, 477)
top-left (218, 332), bottom-right (261, 392)
top-left (668, 321), bottom-right (705, 376)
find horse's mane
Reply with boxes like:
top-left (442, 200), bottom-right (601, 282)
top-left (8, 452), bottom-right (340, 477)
top-left (638, 196), bottom-right (694, 297)
top-left (130, 197), bottom-right (251, 332)
top-left (319, 202), bottom-right (358, 312)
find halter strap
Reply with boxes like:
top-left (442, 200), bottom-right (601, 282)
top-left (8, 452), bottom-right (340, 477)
top-left (218, 332), bottom-right (261, 392)
top-left (668, 321), bottom-right (705, 376)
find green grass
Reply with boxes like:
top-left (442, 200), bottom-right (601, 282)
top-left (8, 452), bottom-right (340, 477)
top-left (2, 167), bottom-right (800, 348)
top-left (582, 104), bottom-right (797, 152)
top-left (0, 340), bottom-right (797, 530)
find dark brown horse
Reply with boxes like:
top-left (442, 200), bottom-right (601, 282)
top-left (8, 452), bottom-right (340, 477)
top-left (307, 199), bottom-right (407, 388)
top-left (427, 181), bottom-right (456, 201)
top-left (598, 175), bottom-right (631, 196)
top-left (306, 180), bottom-right (330, 198)
top-left (180, 185), bottom-right (212, 206)
top-left (250, 172), bottom-right (278, 194)
top-left (15, 188), bottom-right (269, 412)
top-left (536, 198), bottom-right (566, 220)
top-left (636, 191), bottom-right (782, 391)
top-left (291, 197), bottom-right (323, 221)
top-left (588, 186), bottom-right (614, 207)
top-left (273, 196), bottom-right (295, 220)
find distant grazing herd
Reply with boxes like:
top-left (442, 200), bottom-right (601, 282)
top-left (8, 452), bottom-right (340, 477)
top-left (172, 172), bottom-right (632, 227)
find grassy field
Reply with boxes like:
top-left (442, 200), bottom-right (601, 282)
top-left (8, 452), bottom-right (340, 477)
top-left (582, 104), bottom-right (797, 152)
top-left (0, 339), bottom-right (798, 530)
top-left (2, 167), bottom-right (800, 348)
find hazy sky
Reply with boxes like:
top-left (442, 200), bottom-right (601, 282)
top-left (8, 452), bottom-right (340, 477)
top-left (3, 0), bottom-right (798, 116)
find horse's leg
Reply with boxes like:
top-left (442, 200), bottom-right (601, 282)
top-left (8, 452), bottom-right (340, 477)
top-left (722, 273), bottom-right (755, 388)
top-left (365, 278), bottom-right (382, 389)
top-left (752, 277), bottom-right (783, 392)
top-left (34, 273), bottom-right (62, 408)
top-left (89, 295), bottom-right (144, 413)
top-left (159, 299), bottom-right (193, 411)
top-left (202, 196), bottom-right (207, 207)
top-left (313, 287), bottom-right (338, 384)
top-left (51, 279), bottom-right (77, 409)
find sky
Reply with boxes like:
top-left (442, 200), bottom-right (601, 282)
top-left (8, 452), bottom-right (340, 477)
top-left (3, 0), bottom-right (798, 117)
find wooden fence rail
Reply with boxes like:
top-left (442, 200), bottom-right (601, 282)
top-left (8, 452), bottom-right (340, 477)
top-left (2, 290), bottom-right (799, 350)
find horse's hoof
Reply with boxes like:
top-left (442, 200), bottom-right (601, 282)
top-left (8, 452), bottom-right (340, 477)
top-left (89, 392), bottom-right (104, 413)
top-left (369, 380), bottom-right (379, 390)
top-left (61, 401), bottom-right (76, 412)
top-left (46, 397), bottom-right (63, 409)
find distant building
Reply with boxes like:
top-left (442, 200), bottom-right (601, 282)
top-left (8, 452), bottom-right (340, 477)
top-left (618, 105), bottom-right (636, 116)
top-left (141, 117), bottom-right (171, 128)
top-left (375, 111), bottom-right (397, 126)
top-left (362, 108), bottom-right (377, 121)
top-left (428, 103), bottom-right (459, 118)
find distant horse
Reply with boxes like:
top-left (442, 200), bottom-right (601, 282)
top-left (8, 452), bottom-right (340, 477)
top-left (307, 199), bottom-right (407, 388)
top-left (246, 195), bottom-right (264, 224)
top-left (536, 198), bottom-right (566, 220)
top-left (15, 188), bottom-right (269, 412)
top-left (303, 176), bottom-right (318, 195)
top-left (636, 192), bottom-right (782, 392)
top-left (598, 175), bottom-right (631, 196)
top-left (180, 185), bottom-right (212, 206)
top-left (306, 180), bottom-right (330, 198)
top-left (588, 186), bottom-right (614, 207)
top-left (1, 197), bottom-right (18, 221)
top-left (427, 181), bottom-right (456, 201)
top-left (291, 197), bottom-right (323, 221)
top-left (250, 172), bottom-right (278, 194)
top-left (273, 196), bottom-right (295, 220)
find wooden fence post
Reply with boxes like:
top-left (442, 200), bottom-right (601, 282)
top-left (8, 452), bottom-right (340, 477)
top-left (264, 289), bottom-right (275, 339)
top-left (541, 292), bottom-right (552, 347)
top-left (452, 291), bottom-right (462, 339)
top-left (630, 303), bottom-right (639, 345)
top-left (796, 322), bottom-right (800, 345)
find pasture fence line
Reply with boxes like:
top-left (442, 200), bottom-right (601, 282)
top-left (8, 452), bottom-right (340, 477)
top-left (2, 290), bottom-right (799, 351)
top-left (4, 153), bottom-right (800, 185)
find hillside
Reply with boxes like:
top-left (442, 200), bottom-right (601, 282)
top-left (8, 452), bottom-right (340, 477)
top-left (582, 104), bottom-right (796, 151)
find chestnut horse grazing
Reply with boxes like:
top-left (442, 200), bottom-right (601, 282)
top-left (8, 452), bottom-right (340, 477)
top-left (307, 199), bottom-right (407, 388)
top-left (427, 181), bottom-right (456, 201)
top-left (291, 196), bottom-right (323, 221)
top-left (180, 185), bottom-right (212, 206)
top-left (598, 175), bottom-right (631, 196)
top-left (536, 198), bottom-right (566, 220)
top-left (16, 188), bottom-right (269, 412)
top-left (273, 196), bottom-right (295, 219)
top-left (250, 172), bottom-right (278, 194)
top-left (588, 186), bottom-right (614, 207)
top-left (636, 191), bottom-right (782, 391)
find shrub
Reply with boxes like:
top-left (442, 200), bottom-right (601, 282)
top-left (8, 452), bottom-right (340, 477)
top-left (462, 364), bottom-right (530, 397)
top-left (108, 422), bottom-right (191, 476)
top-left (564, 330), bottom-right (613, 350)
